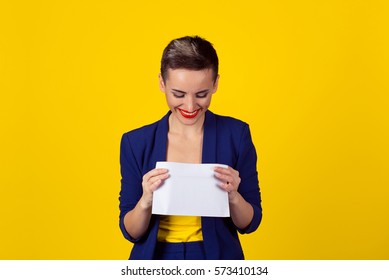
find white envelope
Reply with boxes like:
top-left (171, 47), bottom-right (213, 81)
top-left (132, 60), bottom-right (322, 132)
top-left (152, 162), bottom-right (230, 217)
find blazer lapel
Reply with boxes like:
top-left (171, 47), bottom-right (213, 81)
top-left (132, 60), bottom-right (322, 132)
top-left (146, 111), bottom-right (170, 259)
top-left (152, 111), bottom-right (170, 168)
top-left (202, 110), bottom-right (217, 164)
top-left (201, 110), bottom-right (220, 259)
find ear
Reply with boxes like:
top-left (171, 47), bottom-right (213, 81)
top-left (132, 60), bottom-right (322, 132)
top-left (212, 74), bottom-right (220, 93)
top-left (159, 74), bottom-right (166, 92)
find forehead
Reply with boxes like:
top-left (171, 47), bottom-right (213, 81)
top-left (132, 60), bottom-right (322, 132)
top-left (165, 68), bottom-right (215, 87)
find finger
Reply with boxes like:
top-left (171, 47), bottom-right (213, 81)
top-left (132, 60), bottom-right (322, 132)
top-left (149, 178), bottom-right (163, 192)
top-left (214, 172), bottom-right (232, 183)
top-left (148, 172), bottom-right (169, 186)
top-left (147, 173), bottom-right (170, 192)
top-left (214, 166), bottom-right (230, 175)
top-left (143, 168), bottom-right (169, 182)
top-left (226, 166), bottom-right (239, 177)
top-left (215, 166), bottom-right (240, 179)
top-left (218, 181), bottom-right (232, 193)
top-left (217, 181), bottom-right (228, 191)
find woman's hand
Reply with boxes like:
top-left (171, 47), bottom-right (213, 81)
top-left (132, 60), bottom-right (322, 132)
top-left (214, 165), bottom-right (254, 229)
top-left (214, 166), bottom-right (241, 203)
top-left (139, 168), bottom-right (169, 209)
top-left (123, 168), bottom-right (169, 240)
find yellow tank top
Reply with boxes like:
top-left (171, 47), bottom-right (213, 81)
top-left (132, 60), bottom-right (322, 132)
top-left (157, 215), bottom-right (203, 242)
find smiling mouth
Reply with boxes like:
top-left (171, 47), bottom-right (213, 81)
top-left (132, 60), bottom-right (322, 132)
top-left (178, 108), bottom-right (202, 119)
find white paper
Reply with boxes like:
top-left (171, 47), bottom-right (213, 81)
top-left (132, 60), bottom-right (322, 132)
top-left (152, 161), bottom-right (230, 217)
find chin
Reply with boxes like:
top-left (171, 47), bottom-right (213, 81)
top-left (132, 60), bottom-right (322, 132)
top-left (175, 111), bottom-right (206, 125)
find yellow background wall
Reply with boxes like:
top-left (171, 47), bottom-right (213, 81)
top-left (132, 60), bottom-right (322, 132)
top-left (1, 0), bottom-right (388, 259)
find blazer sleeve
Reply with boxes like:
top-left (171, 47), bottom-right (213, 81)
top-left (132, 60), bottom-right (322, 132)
top-left (235, 124), bottom-right (262, 234)
top-left (118, 132), bottom-right (143, 242)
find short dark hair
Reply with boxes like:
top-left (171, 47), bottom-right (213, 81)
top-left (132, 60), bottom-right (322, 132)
top-left (160, 36), bottom-right (219, 83)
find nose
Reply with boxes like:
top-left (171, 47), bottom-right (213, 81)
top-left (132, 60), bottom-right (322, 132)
top-left (185, 94), bottom-right (196, 112)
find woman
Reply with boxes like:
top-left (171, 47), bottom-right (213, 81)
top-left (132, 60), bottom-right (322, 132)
top-left (119, 36), bottom-right (262, 260)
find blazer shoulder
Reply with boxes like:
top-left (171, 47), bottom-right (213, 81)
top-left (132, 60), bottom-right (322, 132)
top-left (213, 113), bottom-right (249, 132)
top-left (122, 121), bottom-right (159, 143)
top-left (123, 112), bottom-right (169, 141)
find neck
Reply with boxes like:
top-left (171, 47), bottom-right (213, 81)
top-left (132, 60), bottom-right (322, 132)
top-left (168, 114), bottom-right (205, 136)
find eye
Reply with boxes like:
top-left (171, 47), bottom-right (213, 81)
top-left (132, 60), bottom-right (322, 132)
top-left (172, 92), bottom-right (185, 98)
top-left (196, 92), bottom-right (209, 98)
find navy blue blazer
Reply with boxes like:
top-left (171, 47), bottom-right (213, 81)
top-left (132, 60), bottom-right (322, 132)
top-left (119, 110), bottom-right (262, 259)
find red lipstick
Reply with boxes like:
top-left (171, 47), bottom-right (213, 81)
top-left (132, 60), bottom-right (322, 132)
top-left (178, 108), bottom-right (201, 119)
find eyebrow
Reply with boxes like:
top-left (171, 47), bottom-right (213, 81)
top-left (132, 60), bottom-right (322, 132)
top-left (171, 89), bottom-right (210, 94)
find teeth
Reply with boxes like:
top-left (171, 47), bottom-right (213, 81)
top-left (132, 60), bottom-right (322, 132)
top-left (182, 110), bottom-right (197, 114)
top-left (179, 109), bottom-right (200, 118)
top-left (184, 111), bottom-right (196, 115)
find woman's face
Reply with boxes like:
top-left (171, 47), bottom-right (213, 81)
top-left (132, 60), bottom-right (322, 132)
top-left (159, 68), bottom-right (219, 127)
